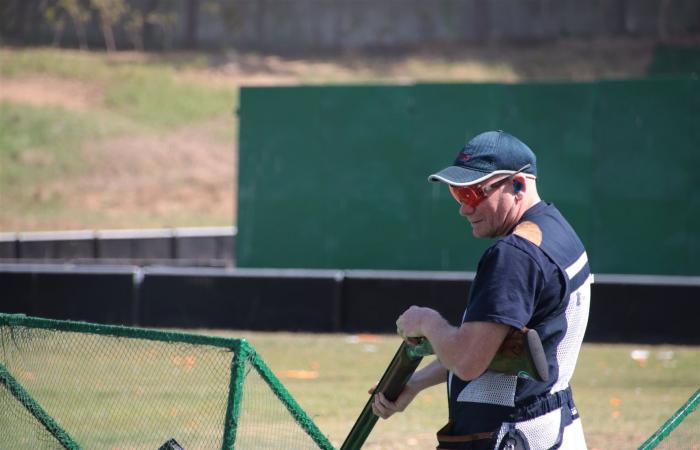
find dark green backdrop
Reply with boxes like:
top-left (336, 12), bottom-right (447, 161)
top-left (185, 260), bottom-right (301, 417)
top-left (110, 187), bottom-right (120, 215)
top-left (237, 78), bottom-right (700, 275)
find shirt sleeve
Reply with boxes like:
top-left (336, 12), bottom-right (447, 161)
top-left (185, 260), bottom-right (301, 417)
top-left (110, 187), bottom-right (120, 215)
top-left (463, 240), bottom-right (544, 329)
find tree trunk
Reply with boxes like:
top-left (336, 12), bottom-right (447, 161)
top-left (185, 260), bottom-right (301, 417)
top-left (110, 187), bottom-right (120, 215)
top-left (142, 0), bottom-right (161, 50)
top-left (75, 20), bottom-right (88, 50)
top-left (185, 0), bottom-right (199, 49)
top-left (101, 19), bottom-right (117, 52)
top-left (52, 21), bottom-right (65, 47)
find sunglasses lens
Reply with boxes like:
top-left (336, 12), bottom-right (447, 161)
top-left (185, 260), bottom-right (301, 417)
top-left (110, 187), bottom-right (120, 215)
top-left (449, 186), bottom-right (481, 207)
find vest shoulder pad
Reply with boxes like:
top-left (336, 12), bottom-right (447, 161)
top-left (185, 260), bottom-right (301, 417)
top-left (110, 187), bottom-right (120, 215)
top-left (513, 220), bottom-right (543, 247)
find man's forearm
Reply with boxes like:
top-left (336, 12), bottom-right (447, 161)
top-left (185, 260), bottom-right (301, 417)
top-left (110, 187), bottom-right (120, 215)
top-left (406, 358), bottom-right (447, 392)
top-left (418, 313), bottom-right (468, 375)
top-left (409, 309), bottom-right (510, 381)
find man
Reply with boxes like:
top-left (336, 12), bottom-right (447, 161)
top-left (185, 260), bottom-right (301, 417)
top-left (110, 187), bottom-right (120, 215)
top-left (371, 130), bottom-right (591, 449)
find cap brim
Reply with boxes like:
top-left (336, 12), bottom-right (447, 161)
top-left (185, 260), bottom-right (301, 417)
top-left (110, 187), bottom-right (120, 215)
top-left (427, 166), bottom-right (494, 186)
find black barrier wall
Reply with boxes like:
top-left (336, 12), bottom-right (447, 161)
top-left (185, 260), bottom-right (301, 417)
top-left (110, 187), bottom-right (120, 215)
top-left (0, 264), bottom-right (136, 324)
top-left (139, 267), bottom-right (342, 331)
top-left (341, 271), bottom-right (471, 332)
top-left (2, 264), bottom-right (699, 345)
top-left (588, 275), bottom-right (700, 344)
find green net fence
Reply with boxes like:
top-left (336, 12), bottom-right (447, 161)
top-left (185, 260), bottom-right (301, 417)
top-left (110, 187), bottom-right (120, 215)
top-left (0, 313), bottom-right (333, 450)
top-left (639, 387), bottom-right (699, 450)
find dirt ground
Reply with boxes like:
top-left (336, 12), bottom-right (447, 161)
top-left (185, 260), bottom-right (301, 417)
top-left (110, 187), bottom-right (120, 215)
top-left (0, 39), bottom-right (659, 231)
top-left (0, 76), bottom-right (105, 111)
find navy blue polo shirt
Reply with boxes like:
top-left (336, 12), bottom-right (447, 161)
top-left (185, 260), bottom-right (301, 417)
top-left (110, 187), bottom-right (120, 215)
top-left (447, 201), bottom-right (591, 435)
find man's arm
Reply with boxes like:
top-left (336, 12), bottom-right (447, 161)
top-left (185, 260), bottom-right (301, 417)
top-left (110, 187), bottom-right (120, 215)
top-left (371, 358), bottom-right (447, 419)
top-left (397, 306), bottom-right (511, 381)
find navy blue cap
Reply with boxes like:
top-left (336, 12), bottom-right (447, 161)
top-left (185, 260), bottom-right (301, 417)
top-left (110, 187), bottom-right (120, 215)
top-left (428, 130), bottom-right (537, 186)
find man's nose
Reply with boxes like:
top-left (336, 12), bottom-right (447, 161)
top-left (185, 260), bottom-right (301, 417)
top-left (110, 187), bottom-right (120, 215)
top-left (459, 202), bottom-right (475, 216)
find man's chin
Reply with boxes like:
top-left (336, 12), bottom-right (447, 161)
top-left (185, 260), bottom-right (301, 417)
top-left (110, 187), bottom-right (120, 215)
top-left (471, 225), bottom-right (496, 239)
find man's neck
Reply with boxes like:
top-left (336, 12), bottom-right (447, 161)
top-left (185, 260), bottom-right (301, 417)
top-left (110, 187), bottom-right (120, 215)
top-left (498, 195), bottom-right (542, 237)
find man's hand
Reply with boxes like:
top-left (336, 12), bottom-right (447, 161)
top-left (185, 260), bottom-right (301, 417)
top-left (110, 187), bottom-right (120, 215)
top-left (369, 382), bottom-right (419, 419)
top-left (395, 306), bottom-right (440, 341)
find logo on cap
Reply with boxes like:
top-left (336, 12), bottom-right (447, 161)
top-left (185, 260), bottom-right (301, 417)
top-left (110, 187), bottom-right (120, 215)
top-left (456, 150), bottom-right (471, 162)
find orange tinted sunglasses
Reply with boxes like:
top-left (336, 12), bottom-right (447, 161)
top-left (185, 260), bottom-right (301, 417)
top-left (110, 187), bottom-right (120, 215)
top-left (448, 164), bottom-right (531, 208)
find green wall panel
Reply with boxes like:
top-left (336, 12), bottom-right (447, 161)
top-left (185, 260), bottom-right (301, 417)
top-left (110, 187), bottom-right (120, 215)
top-left (237, 79), bottom-right (699, 275)
top-left (238, 86), bottom-right (426, 270)
top-left (591, 78), bottom-right (700, 275)
top-left (493, 82), bottom-right (596, 253)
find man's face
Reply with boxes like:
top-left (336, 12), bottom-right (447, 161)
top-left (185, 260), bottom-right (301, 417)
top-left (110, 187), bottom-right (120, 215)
top-left (452, 175), bottom-right (518, 238)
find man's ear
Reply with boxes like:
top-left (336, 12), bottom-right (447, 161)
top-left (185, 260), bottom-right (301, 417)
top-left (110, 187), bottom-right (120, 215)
top-left (512, 176), bottom-right (526, 194)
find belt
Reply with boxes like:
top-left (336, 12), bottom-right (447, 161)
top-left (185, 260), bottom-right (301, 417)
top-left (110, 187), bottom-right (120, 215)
top-left (509, 386), bottom-right (574, 422)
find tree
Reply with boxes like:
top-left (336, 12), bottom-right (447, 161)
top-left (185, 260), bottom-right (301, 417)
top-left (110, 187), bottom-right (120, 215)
top-left (41, 0), bottom-right (68, 46)
top-left (91, 0), bottom-right (127, 52)
top-left (148, 8), bottom-right (178, 50)
top-left (123, 4), bottom-right (145, 51)
top-left (61, 0), bottom-right (90, 50)
top-left (184, 0), bottom-right (199, 49)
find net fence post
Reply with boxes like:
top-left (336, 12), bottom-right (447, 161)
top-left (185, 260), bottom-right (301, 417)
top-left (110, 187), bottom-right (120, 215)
top-left (221, 339), bottom-right (250, 450)
top-left (638, 387), bottom-right (700, 450)
top-left (247, 348), bottom-right (335, 449)
top-left (0, 362), bottom-right (81, 450)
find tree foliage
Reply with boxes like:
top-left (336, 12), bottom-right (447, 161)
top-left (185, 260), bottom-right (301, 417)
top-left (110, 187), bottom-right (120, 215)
top-left (40, 0), bottom-right (91, 49)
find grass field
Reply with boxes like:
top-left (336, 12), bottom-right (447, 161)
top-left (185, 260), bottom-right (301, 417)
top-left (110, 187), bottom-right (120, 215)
top-left (239, 333), bottom-right (699, 450)
top-left (2, 324), bottom-right (697, 450)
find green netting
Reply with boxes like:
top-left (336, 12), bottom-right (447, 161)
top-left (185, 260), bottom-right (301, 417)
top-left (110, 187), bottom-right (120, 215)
top-left (234, 358), bottom-right (326, 449)
top-left (0, 313), bottom-right (333, 450)
top-left (0, 363), bottom-right (75, 450)
top-left (639, 388), bottom-right (700, 450)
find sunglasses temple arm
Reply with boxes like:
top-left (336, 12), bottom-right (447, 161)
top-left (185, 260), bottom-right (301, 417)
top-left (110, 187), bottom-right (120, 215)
top-left (502, 164), bottom-right (532, 186)
top-left (512, 164), bottom-right (531, 178)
